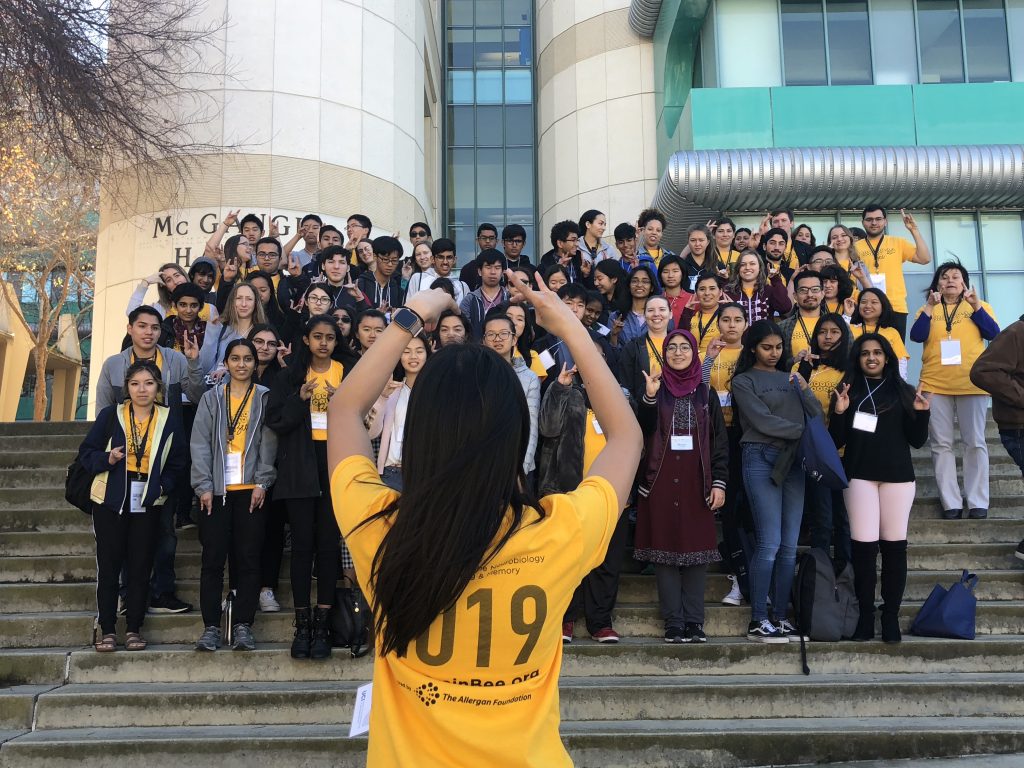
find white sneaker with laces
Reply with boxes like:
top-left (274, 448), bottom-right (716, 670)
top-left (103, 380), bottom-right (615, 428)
top-left (259, 589), bottom-right (281, 613)
top-left (721, 574), bottom-right (743, 606)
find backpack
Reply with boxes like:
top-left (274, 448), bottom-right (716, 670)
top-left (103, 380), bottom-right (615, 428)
top-left (65, 409), bottom-right (117, 514)
top-left (792, 548), bottom-right (860, 674)
top-left (330, 583), bottom-right (371, 658)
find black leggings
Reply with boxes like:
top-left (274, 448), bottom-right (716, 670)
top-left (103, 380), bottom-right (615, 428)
top-left (287, 440), bottom-right (340, 608)
top-left (260, 496), bottom-right (289, 589)
top-left (199, 489), bottom-right (266, 627)
top-left (93, 503), bottom-right (161, 634)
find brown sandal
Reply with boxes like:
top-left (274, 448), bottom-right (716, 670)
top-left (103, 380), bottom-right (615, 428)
top-left (125, 632), bottom-right (147, 651)
top-left (94, 634), bottom-right (117, 653)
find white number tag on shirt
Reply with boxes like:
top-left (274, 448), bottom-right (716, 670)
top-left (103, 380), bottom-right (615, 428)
top-left (717, 391), bottom-right (732, 407)
top-left (592, 418), bottom-right (603, 435)
top-left (225, 452), bottom-right (242, 486)
top-left (870, 273), bottom-right (887, 294)
top-left (852, 411), bottom-right (878, 433)
top-left (671, 435), bottom-right (694, 451)
top-left (594, 323), bottom-right (611, 337)
top-left (940, 339), bottom-right (962, 366)
top-left (538, 350), bottom-right (556, 370)
top-left (129, 480), bottom-right (146, 514)
top-left (349, 681), bottom-right (372, 737)
top-left (310, 410), bottom-right (328, 430)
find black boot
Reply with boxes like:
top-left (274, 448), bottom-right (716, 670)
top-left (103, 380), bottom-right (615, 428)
top-left (291, 607), bottom-right (311, 659)
top-left (879, 540), bottom-right (908, 644)
top-left (310, 606), bottom-right (333, 660)
top-left (850, 540), bottom-right (879, 641)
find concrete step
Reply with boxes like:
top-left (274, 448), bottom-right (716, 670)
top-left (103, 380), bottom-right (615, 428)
top-left (4, 568), bottom-right (1023, 614)
top-left (0, 435), bottom-right (82, 453)
top-left (0, 508), bottom-right (96, 533)
top-left (0, 686), bottom-right (56, 730)
top-left (0, 421), bottom-right (90, 437)
top-left (3, 717), bottom-right (1024, 768)
top-left (0, 451), bottom-right (76, 470)
top-left (4, 601), bottom-right (1024, 648)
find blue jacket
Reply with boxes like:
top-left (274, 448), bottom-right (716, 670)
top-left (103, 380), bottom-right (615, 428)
top-left (78, 404), bottom-right (186, 513)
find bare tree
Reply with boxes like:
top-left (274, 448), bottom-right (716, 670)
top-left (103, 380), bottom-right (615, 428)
top-left (0, 0), bottom-right (225, 196)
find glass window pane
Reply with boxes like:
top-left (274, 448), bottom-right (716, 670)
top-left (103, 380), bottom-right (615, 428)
top-left (476, 106), bottom-right (503, 146)
top-left (447, 0), bottom-right (473, 26)
top-left (963, 0), bottom-right (1011, 82)
top-left (918, 0), bottom-right (965, 83)
top-left (504, 70), bottom-right (532, 103)
top-left (448, 71), bottom-right (473, 104)
top-left (447, 226), bottom-right (477, 266)
top-left (476, 0), bottom-right (501, 25)
top-left (792, 215), bottom-right (840, 246)
top-left (781, 0), bottom-right (828, 85)
top-left (504, 28), bottom-right (533, 66)
top-left (870, 0), bottom-right (918, 84)
top-left (448, 29), bottom-right (473, 68)
top-left (979, 213), bottom-right (1024, 270)
top-left (826, 0), bottom-right (873, 84)
top-left (504, 104), bottom-right (533, 145)
top-left (476, 149), bottom-right (504, 222)
top-left (932, 214), bottom-right (981, 271)
top-left (504, 0), bottom-right (532, 25)
top-left (475, 28), bottom-right (503, 68)
top-left (447, 106), bottom-right (474, 146)
top-left (447, 149), bottom-right (475, 227)
top-left (476, 71), bottom-right (502, 104)
top-left (505, 148), bottom-right (534, 220)
top-left (982, 273), bottom-right (1024, 320)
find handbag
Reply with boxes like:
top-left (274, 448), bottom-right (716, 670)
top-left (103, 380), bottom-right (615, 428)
top-left (910, 570), bottom-right (978, 640)
top-left (330, 582), bottom-right (371, 658)
top-left (65, 408), bottom-right (117, 514)
top-left (792, 384), bottom-right (848, 490)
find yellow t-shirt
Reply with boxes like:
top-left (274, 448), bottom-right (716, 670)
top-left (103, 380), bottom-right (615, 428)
top-left (690, 310), bottom-right (722, 356)
top-left (648, 247), bottom-right (663, 267)
top-left (226, 389), bottom-right (255, 491)
top-left (854, 235), bottom-right (917, 313)
top-left (646, 333), bottom-right (665, 378)
top-left (516, 352), bottom-right (548, 380)
top-left (793, 364), bottom-right (844, 425)
top-left (708, 347), bottom-right (741, 427)
top-left (123, 404), bottom-right (156, 475)
top-left (583, 409), bottom-right (607, 475)
top-left (916, 300), bottom-right (997, 396)
top-left (789, 314), bottom-right (818, 361)
top-left (851, 324), bottom-right (910, 360)
top-left (306, 360), bottom-right (344, 440)
top-left (784, 240), bottom-right (801, 271)
top-left (332, 455), bottom-right (619, 768)
top-left (717, 248), bottom-right (742, 269)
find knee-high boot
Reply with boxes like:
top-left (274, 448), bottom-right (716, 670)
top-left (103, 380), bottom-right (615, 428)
top-left (879, 539), bottom-right (908, 644)
top-left (850, 540), bottom-right (879, 641)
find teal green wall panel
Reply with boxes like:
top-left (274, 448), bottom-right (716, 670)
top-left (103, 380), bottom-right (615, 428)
top-left (689, 88), bottom-right (773, 148)
top-left (913, 83), bottom-right (1024, 145)
top-left (769, 86), bottom-right (917, 147)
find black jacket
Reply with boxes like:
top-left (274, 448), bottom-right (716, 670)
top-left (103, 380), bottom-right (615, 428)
top-left (266, 368), bottom-right (330, 500)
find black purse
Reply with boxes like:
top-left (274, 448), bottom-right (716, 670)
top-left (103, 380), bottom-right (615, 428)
top-left (329, 582), bottom-right (371, 658)
top-left (65, 408), bottom-right (117, 514)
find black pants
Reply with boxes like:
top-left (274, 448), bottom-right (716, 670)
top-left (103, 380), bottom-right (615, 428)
top-left (260, 495), bottom-right (288, 590)
top-left (718, 426), bottom-right (753, 592)
top-left (94, 503), bottom-right (161, 634)
top-left (199, 489), bottom-right (266, 627)
top-left (564, 512), bottom-right (631, 634)
top-left (892, 312), bottom-right (908, 340)
top-left (173, 404), bottom-right (198, 525)
top-left (287, 440), bottom-right (340, 608)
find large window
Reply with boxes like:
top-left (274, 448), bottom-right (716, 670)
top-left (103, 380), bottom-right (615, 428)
top-left (444, 0), bottom-right (536, 263)
top-left (917, 0), bottom-right (1012, 82)
top-left (780, 0), bottom-right (873, 85)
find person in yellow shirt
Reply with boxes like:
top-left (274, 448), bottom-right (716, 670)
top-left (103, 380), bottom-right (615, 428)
top-left (711, 218), bottom-right (742, 274)
top-left (850, 288), bottom-right (911, 379)
top-left (910, 261), bottom-right (1000, 520)
top-left (854, 206), bottom-right (933, 337)
top-left (327, 278), bottom-right (642, 768)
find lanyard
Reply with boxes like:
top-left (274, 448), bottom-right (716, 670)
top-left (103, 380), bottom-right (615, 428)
top-left (825, 300), bottom-right (840, 315)
top-left (797, 315), bottom-right (815, 345)
top-left (646, 335), bottom-right (664, 367)
top-left (941, 298), bottom-right (963, 338)
top-left (225, 381), bottom-right (255, 441)
top-left (865, 236), bottom-right (884, 270)
top-left (128, 404), bottom-right (154, 469)
top-left (697, 308), bottom-right (720, 341)
top-left (856, 376), bottom-right (886, 416)
top-left (863, 322), bottom-right (879, 335)
top-left (132, 350), bottom-right (159, 369)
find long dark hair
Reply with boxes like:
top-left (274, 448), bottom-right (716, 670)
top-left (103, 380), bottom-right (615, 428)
top-left (358, 344), bottom-right (544, 658)
top-left (431, 309), bottom-right (469, 348)
top-left (840, 333), bottom-right (916, 415)
top-left (809, 313), bottom-right (851, 370)
top-left (247, 323), bottom-right (285, 375)
top-left (123, 360), bottom-right (165, 404)
top-left (394, 333), bottom-right (432, 381)
top-left (489, 301), bottom-right (536, 363)
top-left (286, 314), bottom-right (340, 386)
top-left (850, 287), bottom-right (898, 328)
top-left (594, 259), bottom-right (631, 314)
top-left (735, 319), bottom-right (786, 376)
top-left (820, 264), bottom-right (854, 305)
top-left (629, 265), bottom-right (661, 297)
top-left (926, 259), bottom-right (971, 294)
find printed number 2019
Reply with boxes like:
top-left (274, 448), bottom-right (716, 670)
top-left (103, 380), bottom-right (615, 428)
top-left (414, 585), bottom-right (547, 668)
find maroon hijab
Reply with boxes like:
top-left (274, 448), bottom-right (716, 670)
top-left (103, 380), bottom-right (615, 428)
top-left (660, 328), bottom-right (702, 398)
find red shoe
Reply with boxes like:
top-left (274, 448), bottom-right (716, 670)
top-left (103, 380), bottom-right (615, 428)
top-left (562, 621), bottom-right (574, 644)
top-left (591, 627), bottom-right (620, 643)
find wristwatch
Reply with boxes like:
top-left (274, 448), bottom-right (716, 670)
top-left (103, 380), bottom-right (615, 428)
top-left (392, 307), bottom-right (424, 337)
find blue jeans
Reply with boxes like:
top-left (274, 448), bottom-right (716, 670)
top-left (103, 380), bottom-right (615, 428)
top-left (381, 466), bottom-right (403, 492)
top-left (1000, 429), bottom-right (1024, 477)
top-left (742, 443), bottom-right (805, 622)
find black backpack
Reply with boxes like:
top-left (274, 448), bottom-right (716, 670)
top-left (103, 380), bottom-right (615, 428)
top-left (792, 548), bottom-right (860, 673)
top-left (329, 583), bottom-right (371, 658)
top-left (65, 409), bottom-right (116, 514)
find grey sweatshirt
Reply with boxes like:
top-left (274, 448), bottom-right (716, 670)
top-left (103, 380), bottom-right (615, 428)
top-left (731, 368), bottom-right (822, 448)
top-left (94, 346), bottom-right (206, 412)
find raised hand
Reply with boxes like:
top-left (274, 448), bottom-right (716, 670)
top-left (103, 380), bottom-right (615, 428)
top-left (963, 286), bottom-right (980, 309)
top-left (182, 332), bottom-right (200, 361)
top-left (345, 277), bottom-right (362, 299)
top-left (926, 290), bottom-right (942, 307)
top-left (833, 382), bottom-right (851, 414)
top-left (913, 386), bottom-right (931, 411)
top-left (223, 209), bottom-right (240, 227)
top-left (108, 446), bottom-right (125, 465)
top-left (287, 250), bottom-right (301, 275)
top-left (276, 342), bottom-right (291, 367)
top-left (145, 273), bottom-right (161, 286)
top-left (557, 363), bottom-right (578, 386)
top-left (222, 257), bottom-right (239, 282)
top-left (580, 258), bottom-right (592, 278)
top-left (299, 380), bottom-right (317, 401)
top-left (269, 220), bottom-right (280, 239)
top-left (795, 349), bottom-right (818, 364)
top-left (381, 379), bottom-right (402, 400)
top-left (405, 287), bottom-right (460, 330)
top-left (705, 337), bottom-right (725, 360)
top-left (506, 269), bottom-right (579, 340)
top-left (641, 370), bottom-right (661, 399)
top-left (901, 209), bottom-right (918, 233)
top-left (843, 297), bottom-right (857, 316)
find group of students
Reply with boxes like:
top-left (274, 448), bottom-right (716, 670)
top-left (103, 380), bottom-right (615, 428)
top-left (77, 202), bottom-right (1020, 659)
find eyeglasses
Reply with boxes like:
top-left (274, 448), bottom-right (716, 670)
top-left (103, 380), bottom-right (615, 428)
top-left (503, 238), bottom-right (525, 245)
top-left (256, 250), bottom-right (278, 258)
top-left (307, 295), bottom-right (332, 304)
top-left (796, 287), bottom-right (823, 295)
top-left (665, 344), bottom-right (692, 354)
top-left (252, 339), bottom-right (279, 348)
top-left (435, 254), bottom-right (456, 261)
top-left (377, 256), bottom-right (399, 264)
top-left (483, 330), bottom-right (513, 341)
top-left (410, 230), bottom-right (428, 237)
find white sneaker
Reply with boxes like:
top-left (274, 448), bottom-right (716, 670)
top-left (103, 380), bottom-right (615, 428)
top-left (259, 589), bottom-right (281, 613)
top-left (721, 574), bottom-right (743, 606)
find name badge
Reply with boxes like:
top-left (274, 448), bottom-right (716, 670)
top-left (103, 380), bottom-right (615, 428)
top-left (310, 410), bottom-right (328, 431)
top-left (940, 339), bottom-right (962, 366)
top-left (538, 349), bottom-right (556, 370)
top-left (225, 451), bottom-right (243, 486)
top-left (670, 435), bottom-right (694, 451)
top-left (595, 323), bottom-right (611, 337)
top-left (717, 391), bottom-right (732, 407)
top-left (349, 682), bottom-right (373, 738)
top-left (592, 418), bottom-right (603, 435)
top-left (852, 411), bottom-right (878, 433)
top-left (870, 273), bottom-right (887, 294)
top-left (129, 480), bottom-right (146, 514)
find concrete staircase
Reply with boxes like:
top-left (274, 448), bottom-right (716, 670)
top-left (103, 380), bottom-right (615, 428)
top-left (1, 420), bottom-right (1023, 767)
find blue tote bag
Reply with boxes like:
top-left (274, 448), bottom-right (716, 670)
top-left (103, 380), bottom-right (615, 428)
top-left (910, 571), bottom-right (978, 640)
top-left (792, 385), bottom-right (848, 490)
